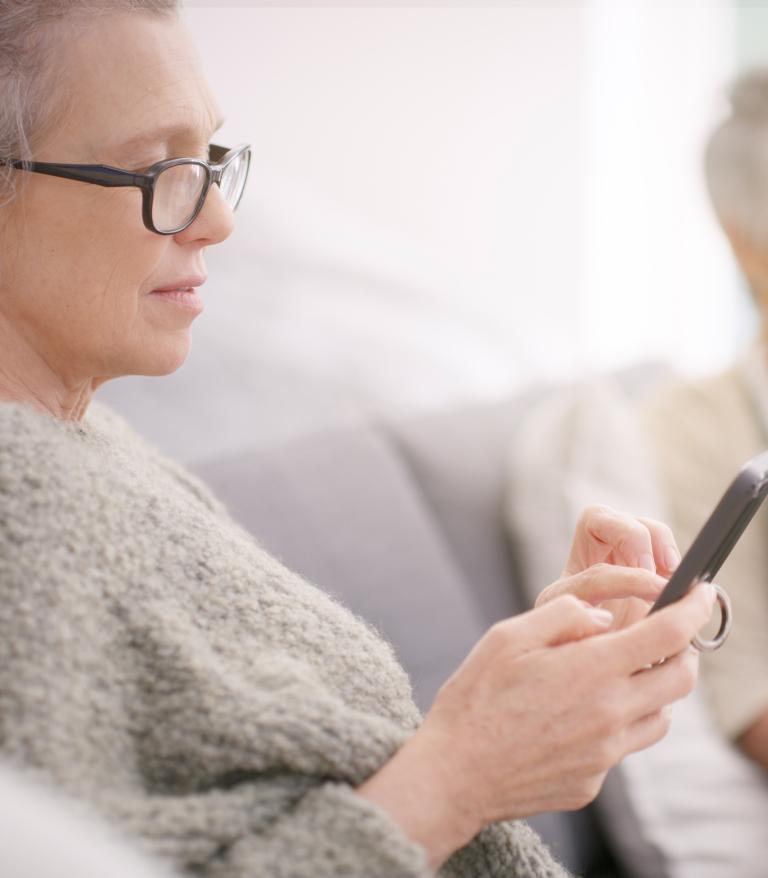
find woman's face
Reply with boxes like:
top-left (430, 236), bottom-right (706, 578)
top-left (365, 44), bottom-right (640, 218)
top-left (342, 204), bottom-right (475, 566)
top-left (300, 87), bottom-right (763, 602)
top-left (0, 12), bottom-right (234, 388)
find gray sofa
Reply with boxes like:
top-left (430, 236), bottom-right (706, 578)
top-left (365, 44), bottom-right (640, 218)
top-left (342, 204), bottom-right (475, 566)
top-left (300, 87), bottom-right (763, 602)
top-left (193, 393), bottom-right (624, 877)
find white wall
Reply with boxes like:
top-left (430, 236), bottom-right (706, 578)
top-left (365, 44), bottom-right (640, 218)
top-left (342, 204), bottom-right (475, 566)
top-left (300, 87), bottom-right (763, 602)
top-left (582, 0), bottom-right (745, 376)
top-left (99, 1), bottom-right (747, 461)
top-left (188, 2), bottom-right (586, 379)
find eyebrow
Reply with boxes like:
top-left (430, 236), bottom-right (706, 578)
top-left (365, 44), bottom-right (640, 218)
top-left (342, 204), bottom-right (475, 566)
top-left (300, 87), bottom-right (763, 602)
top-left (112, 116), bottom-right (226, 155)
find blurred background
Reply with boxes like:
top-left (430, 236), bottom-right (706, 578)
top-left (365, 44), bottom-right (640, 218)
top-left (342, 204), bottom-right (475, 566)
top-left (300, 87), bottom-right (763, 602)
top-left (98, 0), bottom-right (767, 463)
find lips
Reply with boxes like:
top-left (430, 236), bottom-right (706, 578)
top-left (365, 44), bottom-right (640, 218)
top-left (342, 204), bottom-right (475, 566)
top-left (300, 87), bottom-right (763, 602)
top-left (150, 275), bottom-right (207, 293)
top-left (147, 275), bottom-right (207, 316)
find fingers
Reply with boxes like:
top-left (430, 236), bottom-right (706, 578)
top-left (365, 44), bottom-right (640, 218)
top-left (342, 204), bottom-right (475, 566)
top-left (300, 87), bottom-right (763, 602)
top-left (624, 647), bottom-right (699, 722)
top-left (607, 582), bottom-right (717, 674)
top-left (621, 706), bottom-right (674, 757)
top-left (636, 516), bottom-right (681, 576)
top-left (580, 505), bottom-right (656, 570)
top-left (574, 506), bottom-right (681, 575)
top-left (538, 564), bottom-right (665, 608)
top-left (491, 595), bottom-right (615, 657)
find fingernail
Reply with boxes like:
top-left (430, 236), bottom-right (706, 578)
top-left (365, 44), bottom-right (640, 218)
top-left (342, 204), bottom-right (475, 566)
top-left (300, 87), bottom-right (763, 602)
top-left (639, 553), bottom-right (656, 572)
top-left (588, 608), bottom-right (614, 627)
top-left (664, 546), bottom-right (681, 571)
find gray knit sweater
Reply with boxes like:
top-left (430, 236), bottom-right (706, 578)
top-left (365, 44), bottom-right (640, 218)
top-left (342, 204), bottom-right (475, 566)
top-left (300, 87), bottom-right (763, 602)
top-left (0, 400), bottom-right (569, 878)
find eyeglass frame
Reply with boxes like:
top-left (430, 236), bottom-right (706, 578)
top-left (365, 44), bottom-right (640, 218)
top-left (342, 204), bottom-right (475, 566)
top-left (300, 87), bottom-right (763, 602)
top-left (0, 143), bottom-right (251, 235)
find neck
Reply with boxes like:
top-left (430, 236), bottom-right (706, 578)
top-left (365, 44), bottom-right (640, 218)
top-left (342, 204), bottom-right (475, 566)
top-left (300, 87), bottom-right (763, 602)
top-left (0, 320), bottom-right (100, 421)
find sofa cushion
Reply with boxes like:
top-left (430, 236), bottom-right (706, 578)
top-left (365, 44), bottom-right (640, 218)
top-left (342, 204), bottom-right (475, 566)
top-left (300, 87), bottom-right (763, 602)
top-left (385, 395), bottom-right (540, 626)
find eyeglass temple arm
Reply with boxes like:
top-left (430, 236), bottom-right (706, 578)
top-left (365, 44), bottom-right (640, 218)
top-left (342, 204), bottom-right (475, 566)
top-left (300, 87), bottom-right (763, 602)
top-left (0, 160), bottom-right (141, 188)
top-left (209, 144), bottom-right (229, 163)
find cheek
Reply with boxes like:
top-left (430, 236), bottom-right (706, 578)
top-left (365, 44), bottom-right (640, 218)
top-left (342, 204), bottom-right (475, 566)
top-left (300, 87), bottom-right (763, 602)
top-left (3, 178), bottom-right (166, 338)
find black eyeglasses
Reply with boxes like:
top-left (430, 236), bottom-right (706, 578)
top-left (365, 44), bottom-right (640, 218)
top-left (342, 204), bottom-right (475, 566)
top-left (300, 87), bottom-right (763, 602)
top-left (0, 143), bottom-right (251, 235)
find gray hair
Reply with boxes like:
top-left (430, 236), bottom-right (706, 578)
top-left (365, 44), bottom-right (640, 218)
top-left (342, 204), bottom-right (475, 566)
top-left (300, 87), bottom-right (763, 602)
top-left (705, 67), bottom-right (768, 246)
top-left (0, 0), bottom-right (179, 204)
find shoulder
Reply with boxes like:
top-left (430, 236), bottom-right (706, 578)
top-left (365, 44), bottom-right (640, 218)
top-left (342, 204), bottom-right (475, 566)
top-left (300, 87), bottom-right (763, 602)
top-left (0, 402), bottom-right (88, 501)
top-left (0, 398), bottom-right (226, 533)
top-left (0, 405), bottom-right (114, 572)
top-left (88, 400), bottom-right (228, 515)
top-left (640, 367), bottom-right (765, 525)
top-left (0, 399), bottom-right (142, 490)
top-left (642, 367), bottom-right (752, 442)
top-left (641, 367), bottom-right (760, 472)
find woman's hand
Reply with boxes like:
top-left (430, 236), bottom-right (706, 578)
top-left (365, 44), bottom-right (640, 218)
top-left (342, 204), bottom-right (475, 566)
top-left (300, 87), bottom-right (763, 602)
top-left (358, 580), bottom-right (715, 870)
top-left (537, 505), bottom-right (683, 631)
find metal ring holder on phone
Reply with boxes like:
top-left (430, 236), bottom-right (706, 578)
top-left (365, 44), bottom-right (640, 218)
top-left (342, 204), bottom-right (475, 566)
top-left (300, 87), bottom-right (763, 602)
top-left (691, 583), bottom-right (732, 652)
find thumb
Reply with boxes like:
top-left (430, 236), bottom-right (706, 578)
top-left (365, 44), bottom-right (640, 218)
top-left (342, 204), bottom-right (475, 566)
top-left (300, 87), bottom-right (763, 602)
top-left (514, 594), bottom-right (614, 653)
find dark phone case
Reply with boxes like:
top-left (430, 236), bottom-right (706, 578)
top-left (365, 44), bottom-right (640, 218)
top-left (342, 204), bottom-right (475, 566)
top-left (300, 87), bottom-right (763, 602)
top-left (649, 449), bottom-right (768, 613)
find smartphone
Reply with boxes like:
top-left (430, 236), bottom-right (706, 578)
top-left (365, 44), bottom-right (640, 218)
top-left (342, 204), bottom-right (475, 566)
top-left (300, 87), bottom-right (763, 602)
top-left (649, 449), bottom-right (768, 614)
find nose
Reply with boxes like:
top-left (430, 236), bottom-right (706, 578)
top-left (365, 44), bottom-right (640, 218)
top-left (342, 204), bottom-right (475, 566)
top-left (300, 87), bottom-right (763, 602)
top-left (174, 181), bottom-right (235, 247)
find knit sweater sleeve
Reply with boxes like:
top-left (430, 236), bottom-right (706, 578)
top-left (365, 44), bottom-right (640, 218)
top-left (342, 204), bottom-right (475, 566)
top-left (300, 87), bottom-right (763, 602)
top-left (204, 789), bottom-right (571, 878)
top-left (206, 783), bottom-right (432, 878)
top-left (0, 543), bottom-right (433, 878)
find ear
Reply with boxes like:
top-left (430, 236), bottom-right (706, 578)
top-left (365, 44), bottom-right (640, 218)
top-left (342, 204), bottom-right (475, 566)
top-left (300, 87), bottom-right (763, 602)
top-left (721, 222), bottom-right (768, 293)
top-left (719, 222), bottom-right (768, 322)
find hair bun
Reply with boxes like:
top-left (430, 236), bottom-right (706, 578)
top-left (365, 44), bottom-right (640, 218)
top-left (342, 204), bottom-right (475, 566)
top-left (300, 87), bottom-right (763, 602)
top-left (730, 68), bottom-right (768, 120)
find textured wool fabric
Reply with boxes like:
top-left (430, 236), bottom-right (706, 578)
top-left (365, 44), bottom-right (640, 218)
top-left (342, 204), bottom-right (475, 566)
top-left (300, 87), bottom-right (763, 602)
top-left (0, 399), bottom-right (569, 878)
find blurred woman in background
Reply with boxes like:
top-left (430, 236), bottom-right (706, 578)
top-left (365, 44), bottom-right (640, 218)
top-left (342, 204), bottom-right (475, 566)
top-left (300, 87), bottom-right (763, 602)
top-left (643, 67), bottom-right (768, 772)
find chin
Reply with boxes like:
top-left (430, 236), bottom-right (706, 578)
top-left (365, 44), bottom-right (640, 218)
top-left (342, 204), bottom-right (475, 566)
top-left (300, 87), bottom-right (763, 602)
top-left (137, 333), bottom-right (192, 376)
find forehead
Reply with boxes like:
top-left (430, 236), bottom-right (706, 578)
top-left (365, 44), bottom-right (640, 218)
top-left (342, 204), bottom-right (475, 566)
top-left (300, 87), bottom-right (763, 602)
top-left (53, 12), bottom-right (221, 154)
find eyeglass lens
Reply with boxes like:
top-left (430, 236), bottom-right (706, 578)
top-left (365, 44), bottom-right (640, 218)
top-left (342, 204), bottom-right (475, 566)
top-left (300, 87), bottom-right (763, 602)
top-left (152, 149), bottom-right (250, 233)
top-left (220, 151), bottom-right (250, 210)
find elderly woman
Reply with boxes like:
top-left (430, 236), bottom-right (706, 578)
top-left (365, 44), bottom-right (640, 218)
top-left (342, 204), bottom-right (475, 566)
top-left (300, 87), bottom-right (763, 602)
top-left (644, 67), bottom-right (768, 774)
top-left (0, 2), bottom-right (714, 877)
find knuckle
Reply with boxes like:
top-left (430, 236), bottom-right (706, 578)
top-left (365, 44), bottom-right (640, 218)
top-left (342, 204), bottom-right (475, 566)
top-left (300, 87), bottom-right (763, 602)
top-left (657, 707), bottom-right (673, 737)
top-left (659, 522), bottom-right (676, 543)
top-left (589, 739), bottom-right (619, 774)
top-left (558, 593), bottom-right (584, 613)
top-left (544, 593), bottom-right (585, 619)
top-left (647, 709), bottom-right (672, 745)
top-left (624, 519), bottom-right (646, 541)
top-left (676, 652), bottom-right (699, 693)
top-left (561, 774), bottom-right (606, 811)
top-left (646, 516), bottom-right (673, 540)
top-left (618, 520), bottom-right (647, 546)
top-left (566, 782), bottom-right (600, 811)
top-left (583, 773), bottom-right (607, 803)
top-left (579, 504), bottom-right (611, 527)
top-left (484, 621), bottom-right (512, 652)
top-left (537, 580), bottom-right (576, 608)
top-left (661, 617), bottom-right (690, 650)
